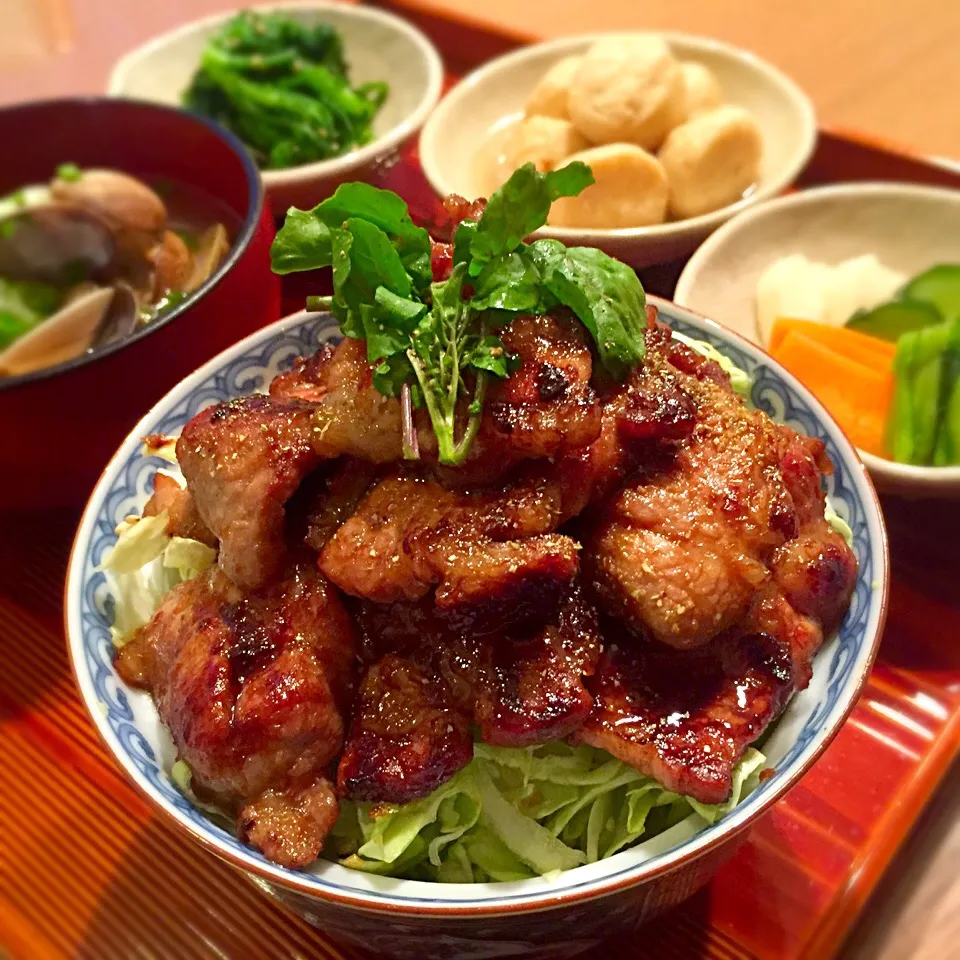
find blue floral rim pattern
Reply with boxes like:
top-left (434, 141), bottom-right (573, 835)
top-left (67, 303), bottom-right (887, 910)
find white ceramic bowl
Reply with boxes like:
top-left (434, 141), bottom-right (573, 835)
top-left (66, 299), bottom-right (888, 959)
top-left (675, 181), bottom-right (960, 498)
top-left (108, 3), bottom-right (443, 214)
top-left (419, 33), bottom-right (816, 268)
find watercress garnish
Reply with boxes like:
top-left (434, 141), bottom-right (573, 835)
top-left (270, 163), bottom-right (648, 464)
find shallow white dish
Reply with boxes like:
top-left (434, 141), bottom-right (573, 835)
top-left (108, 2), bottom-right (443, 214)
top-left (419, 32), bottom-right (816, 268)
top-left (66, 298), bottom-right (887, 958)
top-left (675, 181), bottom-right (960, 498)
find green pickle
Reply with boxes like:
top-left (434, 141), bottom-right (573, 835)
top-left (933, 318), bottom-right (960, 465)
top-left (889, 318), bottom-right (960, 465)
top-left (888, 332), bottom-right (917, 463)
top-left (900, 264), bottom-right (960, 322)
top-left (846, 299), bottom-right (941, 342)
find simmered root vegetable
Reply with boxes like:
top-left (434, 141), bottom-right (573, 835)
top-left (524, 55), bottom-right (583, 120)
top-left (547, 144), bottom-right (668, 228)
top-left (481, 33), bottom-right (762, 227)
top-left (675, 61), bottom-right (724, 118)
top-left (567, 35), bottom-right (683, 149)
top-left (658, 105), bottom-right (762, 220)
top-left (505, 116), bottom-right (590, 175)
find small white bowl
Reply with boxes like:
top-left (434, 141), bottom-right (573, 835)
top-left (675, 181), bottom-right (960, 498)
top-left (419, 32), bottom-right (816, 268)
top-left (108, 3), bottom-right (444, 214)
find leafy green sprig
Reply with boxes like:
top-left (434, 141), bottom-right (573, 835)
top-left (183, 11), bottom-right (387, 170)
top-left (270, 162), bottom-right (648, 464)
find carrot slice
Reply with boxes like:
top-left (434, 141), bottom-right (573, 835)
top-left (771, 330), bottom-right (893, 456)
top-left (770, 318), bottom-right (896, 373)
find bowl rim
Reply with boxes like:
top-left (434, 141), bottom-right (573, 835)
top-left (65, 296), bottom-right (889, 916)
top-left (674, 179), bottom-right (960, 485)
top-left (107, 1), bottom-right (445, 188)
top-left (419, 30), bottom-right (818, 242)
top-left (0, 95), bottom-right (264, 394)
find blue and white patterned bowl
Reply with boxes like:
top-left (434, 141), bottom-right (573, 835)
top-left (66, 298), bottom-right (889, 960)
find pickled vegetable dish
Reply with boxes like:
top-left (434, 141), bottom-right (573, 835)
top-left (759, 259), bottom-right (960, 467)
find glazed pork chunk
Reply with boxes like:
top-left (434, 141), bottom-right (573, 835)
top-left (577, 626), bottom-right (794, 804)
top-left (172, 308), bottom-right (603, 594)
top-left (584, 329), bottom-right (854, 651)
top-left (337, 588), bottom-right (602, 803)
top-left (177, 396), bottom-right (323, 590)
top-left (578, 326), bottom-right (857, 802)
top-left (318, 467), bottom-right (581, 633)
top-left (270, 311), bottom-right (602, 484)
top-left (115, 562), bottom-right (357, 867)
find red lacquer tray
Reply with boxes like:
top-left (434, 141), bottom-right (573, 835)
top-left (4, 4), bottom-right (960, 959)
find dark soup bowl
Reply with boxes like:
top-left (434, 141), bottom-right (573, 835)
top-left (0, 97), bottom-right (279, 509)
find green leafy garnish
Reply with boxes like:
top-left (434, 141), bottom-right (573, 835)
top-left (55, 162), bottom-right (82, 183)
top-left (0, 277), bottom-right (63, 348)
top-left (466, 163), bottom-right (594, 275)
top-left (527, 241), bottom-right (648, 378)
top-left (182, 11), bottom-right (388, 170)
top-left (270, 162), bottom-right (649, 464)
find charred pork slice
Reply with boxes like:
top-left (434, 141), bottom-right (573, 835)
top-left (337, 589), bottom-right (602, 803)
top-left (177, 396), bottom-right (322, 590)
top-left (335, 653), bottom-right (474, 804)
top-left (472, 586), bottom-right (601, 747)
top-left (115, 562), bottom-right (356, 868)
top-left (268, 311), bottom-right (601, 484)
top-left (318, 468), bottom-right (579, 632)
top-left (584, 332), bottom-right (857, 651)
top-left (577, 629), bottom-right (794, 805)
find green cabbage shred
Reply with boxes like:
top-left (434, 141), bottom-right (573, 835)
top-left (328, 743), bottom-right (767, 883)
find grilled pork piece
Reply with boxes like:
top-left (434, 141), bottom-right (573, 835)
top-left (577, 627), bottom-right (794, 804)
top-left (318, 468), bottom-right (580, 632)
top-left (115, 562), bottom-right (357, 868)
top-left (338, 589), bottom-right (602, 802)
top-left (177, 396), bottom-right (322, 590)
top-left (577, 323), bottom-right (857, 801)
top-left (577, 545), bottom-right (853, 806)
top-left (238, 778), bottom-right (340, 868)
top-left (269, 312), bottom-right (601, 484)
top-left (583, 328), bottom-right (851, 650)
top-left (335, 653), bottom-right (474, 803)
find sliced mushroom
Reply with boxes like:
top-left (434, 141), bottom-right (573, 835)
top-left (184, 223), bottom-right (230, 292)
top-left (0, 286), bottom-right (115, 375)
top-left (149, 230), bottom-right (192, 299)
top-left (51, 169), bottom-right (167, 261)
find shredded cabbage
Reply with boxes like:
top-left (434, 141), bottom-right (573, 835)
top-left (824, 499), bottom-right (854, 546)
top-left (329, 743), bottom-right (766, 882)
top-left (101, 508), bottom-right (216, 646)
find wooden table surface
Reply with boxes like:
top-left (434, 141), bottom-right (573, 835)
top-left (1, 3), bottom-right (959, 960)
